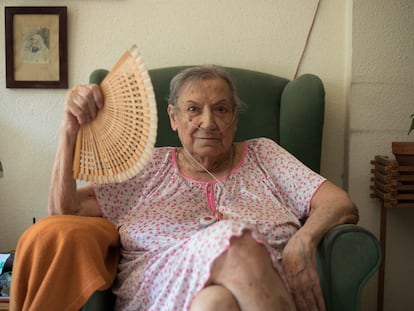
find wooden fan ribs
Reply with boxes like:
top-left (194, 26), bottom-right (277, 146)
top-left (73, 46), bottom-right (157, 183)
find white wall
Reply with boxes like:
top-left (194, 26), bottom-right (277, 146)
top-left (2, 0), bottom-right (402, 309)
top-left (349, 1), bottom-right (414, 310)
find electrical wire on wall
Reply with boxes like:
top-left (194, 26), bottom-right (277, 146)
top-left (293, 0), bottom-right (321, 79)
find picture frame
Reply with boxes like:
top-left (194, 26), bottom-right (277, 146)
top-left (5, 6), bottom-right (68, 88)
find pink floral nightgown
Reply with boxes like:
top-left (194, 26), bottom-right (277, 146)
top-left (94, 137), bottom-right (326, 310)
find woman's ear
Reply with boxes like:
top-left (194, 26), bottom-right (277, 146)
top-left (167, 104), bottom-right (178, 131)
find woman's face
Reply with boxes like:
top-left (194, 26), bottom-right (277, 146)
top-left (168, 78), bottom-right (237, 159)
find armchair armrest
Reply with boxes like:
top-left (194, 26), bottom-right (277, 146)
top-left (317, 224), bottom-right (381, 311)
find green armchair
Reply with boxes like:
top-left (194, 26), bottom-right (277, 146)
top-left (81, 66), bottom-right (381, 311)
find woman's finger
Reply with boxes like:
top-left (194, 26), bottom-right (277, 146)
top-left (313, 283), bottom-right (326, 311)
top-left (89, 84), bottom-right (104, 109)
top-left (66, 85), bottom-right (103, 125)
top-left (83, 84), bottom-right (104, 120)
top-left (291, 280), bottom-right (318, 311)
top-left (71, 87), bottom-right (91, 124)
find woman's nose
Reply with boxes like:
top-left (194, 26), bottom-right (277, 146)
top-left (198, 108), bottom-right (215, 129)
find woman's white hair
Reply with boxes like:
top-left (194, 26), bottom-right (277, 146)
top-left (168, 65), bottom-right (243, 114)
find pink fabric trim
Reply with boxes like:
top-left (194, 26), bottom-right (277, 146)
top-left (205, 185), bottom-right (216, 216)
top-left (306, 179), bottom-right (328, 214)
top-left (171, 142), bottom-right (249, 185)
top-left (172, 142), bottom-right (249, 220)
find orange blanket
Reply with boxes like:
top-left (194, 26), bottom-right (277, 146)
top-left (10, 215), bottom-right (120, 311)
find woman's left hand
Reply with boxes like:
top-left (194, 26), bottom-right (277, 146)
top-left (281, 233), bottom-right (326, 311)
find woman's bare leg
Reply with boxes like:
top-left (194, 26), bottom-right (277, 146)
top-left (206, 231), bottom-right (296, 311)
top-left (190, 285), bottom-right (240, 311)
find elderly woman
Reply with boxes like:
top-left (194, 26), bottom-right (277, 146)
top-left (11, 66), bottom-right (358, 311)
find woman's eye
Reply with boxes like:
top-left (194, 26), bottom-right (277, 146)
top-left (187, 106), bottom-right (200, 113)
top-left (215, 106), bottom-right (229, 113)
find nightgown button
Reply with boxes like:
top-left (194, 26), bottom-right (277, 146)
top-left (199, 215), bottom-right (216, 227)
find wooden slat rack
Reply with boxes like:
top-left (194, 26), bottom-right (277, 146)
top-left (370, 155), bottom-right (414, 311)
top-left (371, 155), bottom-right (414, 207)
top-left (0, 297), bottom-right (9, 311)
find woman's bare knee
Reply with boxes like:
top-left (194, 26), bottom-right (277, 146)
top-left (212, 231), bottom-right (272, 280)
top-left (190, 285), bottom-right (240, 311)
top-left (209, 231), bottom-right (296, 311)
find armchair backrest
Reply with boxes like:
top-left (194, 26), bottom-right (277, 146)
top-left (90, 66), bottom-right (325, 172)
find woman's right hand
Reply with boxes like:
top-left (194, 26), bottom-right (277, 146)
top-left (62, 84), bottom-right (104, 136)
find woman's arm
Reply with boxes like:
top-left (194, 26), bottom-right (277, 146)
top-left (298, 180), bottom-right (359, 244)
top-left (48, 85), bottom-right (103, 216)
top-left (282, 180), bottom-right (359, 311)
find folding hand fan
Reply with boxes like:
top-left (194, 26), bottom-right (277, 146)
top-left (73, 45), bottom-right (157, 184)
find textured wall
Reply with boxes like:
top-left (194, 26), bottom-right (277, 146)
top-left (349, 0), bottom-right (414, 310)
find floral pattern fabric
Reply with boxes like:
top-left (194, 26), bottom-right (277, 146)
top-left (94, 138), bottom-right (326, 311)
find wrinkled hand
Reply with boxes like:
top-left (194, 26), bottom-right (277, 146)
top-left (62, 84), bottom-right (104, 136)
top-left (282, 233), bottom-right (326, 311)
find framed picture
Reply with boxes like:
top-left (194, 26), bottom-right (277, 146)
top-left (5, 6), bottom-right (68, 88)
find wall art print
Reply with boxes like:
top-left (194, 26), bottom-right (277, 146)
top-left (5, 6), bottom-right (68, 88)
